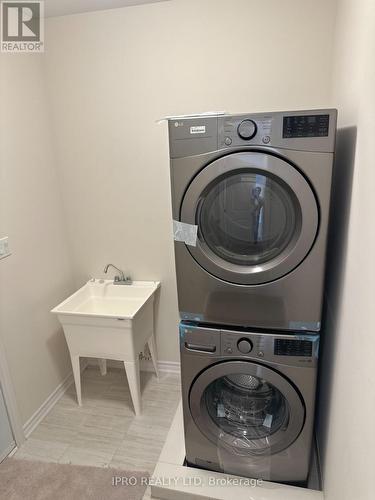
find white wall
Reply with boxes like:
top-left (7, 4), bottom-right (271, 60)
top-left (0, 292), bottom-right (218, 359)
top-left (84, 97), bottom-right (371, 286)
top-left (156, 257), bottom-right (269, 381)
top-left (44, 0), bottom-right (337, 362)
top-left (44, 0), bottom-right (168, 18)
top-left (317, 0), bottom-right (375, 498)
top-left (0, 54), bottom-right (75, 424)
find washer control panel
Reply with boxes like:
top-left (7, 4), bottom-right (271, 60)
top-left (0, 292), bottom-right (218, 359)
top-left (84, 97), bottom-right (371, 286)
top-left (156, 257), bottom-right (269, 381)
top-left (222, 331), bottom-right (270, 359)
top-left (237, 338), bottom-right (253, 354)
top-left (180, 323), bottom-right (319, 366)
top-left (274, 338), bottom-right (313, 357)
top-left (221, 329), bottom-right (319, 366)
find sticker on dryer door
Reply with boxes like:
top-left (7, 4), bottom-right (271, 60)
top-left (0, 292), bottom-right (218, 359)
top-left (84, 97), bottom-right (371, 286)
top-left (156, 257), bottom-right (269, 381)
top-left (173, 220), bottom-right (198, 247)
top-left (190, 125), bottom-right (206, 134)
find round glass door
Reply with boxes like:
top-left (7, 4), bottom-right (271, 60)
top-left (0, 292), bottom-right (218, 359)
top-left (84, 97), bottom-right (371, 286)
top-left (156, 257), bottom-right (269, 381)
top-left (199, 171), bottom-right (298, 267)
top-left (189, 361), bottom-right (305, 456)
top-left (181, 152), bottom-right (319, 285)
top-left (205, 373), bottom-right (289, 444)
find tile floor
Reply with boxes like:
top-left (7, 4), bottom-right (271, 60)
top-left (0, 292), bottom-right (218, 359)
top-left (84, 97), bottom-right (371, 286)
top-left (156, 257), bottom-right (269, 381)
top-left (14, 365), bottom-right (181, 500)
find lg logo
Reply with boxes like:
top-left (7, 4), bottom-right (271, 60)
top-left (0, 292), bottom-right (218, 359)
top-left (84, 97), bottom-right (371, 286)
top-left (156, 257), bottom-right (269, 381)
top-left (1, 1), bottom-right (44, 52)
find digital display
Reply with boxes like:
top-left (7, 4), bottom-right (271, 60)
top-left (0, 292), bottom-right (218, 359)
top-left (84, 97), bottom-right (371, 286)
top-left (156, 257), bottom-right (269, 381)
top-left (274, 339), bottom-right (313, 357)
top-left (283, 114), bottom-right (329, 138)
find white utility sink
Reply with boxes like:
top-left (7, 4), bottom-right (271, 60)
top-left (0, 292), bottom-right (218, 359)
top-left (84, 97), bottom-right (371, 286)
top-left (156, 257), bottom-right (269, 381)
top-left (52, 279), bottom-right (160, 320)
top-left (52, 279), bottom-right (160, 415)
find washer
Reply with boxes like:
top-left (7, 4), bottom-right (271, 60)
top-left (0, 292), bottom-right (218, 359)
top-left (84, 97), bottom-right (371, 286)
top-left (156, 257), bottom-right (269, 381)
top-left (168, 109), bottom-right (337, 331)
top-left (180, 322), bottom-right (319, 482)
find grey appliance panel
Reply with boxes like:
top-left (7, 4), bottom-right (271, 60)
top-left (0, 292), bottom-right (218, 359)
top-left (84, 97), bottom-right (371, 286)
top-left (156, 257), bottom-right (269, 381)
top-left (168, 117), bottom-right (218, 159)
top-left (180, 151), bottom-right (319, 285)
top-left (168, 109), bottom-right (337, 158)
top-left (168, 109), bottom-right (336, 331)
top-left (171, 147), bottom-right (333, 331)
top-left (180, 324), bottom-right (319, 482)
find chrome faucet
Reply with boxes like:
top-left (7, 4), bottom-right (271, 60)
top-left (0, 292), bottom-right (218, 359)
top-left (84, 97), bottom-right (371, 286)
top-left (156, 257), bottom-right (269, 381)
top-left (103, 264), bottom-right (132, 285)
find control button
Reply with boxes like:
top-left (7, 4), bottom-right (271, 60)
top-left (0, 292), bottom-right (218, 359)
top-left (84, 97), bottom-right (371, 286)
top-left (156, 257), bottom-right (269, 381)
top-left (258, 351), bottom-right (264, 357)
top-left (224, 137), bottom-right (232, 146)
top-left (262, 135), bottom-right (271, 144)
top-left (226, 347), bottom-right (233, 354)
top-left (237, 119), bottom-right (257, 140)
top-left (237, 339), bottom-right (253, 354)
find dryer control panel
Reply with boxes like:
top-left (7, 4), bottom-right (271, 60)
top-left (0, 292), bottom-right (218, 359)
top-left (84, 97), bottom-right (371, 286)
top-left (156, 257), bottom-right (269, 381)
top-left (217, 109), bottom-right (336, 153)
top-left (168, 109), bottom-right (337, 158)
top-left (283, 114), bottom-right (330, 138)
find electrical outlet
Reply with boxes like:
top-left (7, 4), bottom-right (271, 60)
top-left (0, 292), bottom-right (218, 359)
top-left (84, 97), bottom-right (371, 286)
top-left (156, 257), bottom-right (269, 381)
top-left (0, 237), bottom-right (11, 260)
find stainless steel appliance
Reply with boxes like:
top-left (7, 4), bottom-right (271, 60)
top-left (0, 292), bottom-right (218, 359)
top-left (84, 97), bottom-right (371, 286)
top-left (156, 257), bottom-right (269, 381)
top-left (168, 109), bottom-right (337, 331)
top-left (180, 323), bottom-right (319, 482)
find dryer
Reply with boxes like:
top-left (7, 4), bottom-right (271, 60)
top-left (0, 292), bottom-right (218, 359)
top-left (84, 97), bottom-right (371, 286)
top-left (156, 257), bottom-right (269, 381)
top-left (180, 322), bottom-right (319, 482)
top-left (168, 109), bottom-right (337, 331)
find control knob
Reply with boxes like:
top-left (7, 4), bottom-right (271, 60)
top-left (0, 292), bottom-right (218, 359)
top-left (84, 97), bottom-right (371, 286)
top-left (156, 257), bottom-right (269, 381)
top-left (237, 338), bottom-right (253, 354)
top-left (237, 119), bottom-right (257, 140)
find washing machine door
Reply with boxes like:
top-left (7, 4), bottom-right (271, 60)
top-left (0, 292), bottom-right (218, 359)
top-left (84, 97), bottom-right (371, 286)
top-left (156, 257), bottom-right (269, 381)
top-left (181, 151), bottom-right (318, 284)
top-left (189, 360), bottom-right (305, 456)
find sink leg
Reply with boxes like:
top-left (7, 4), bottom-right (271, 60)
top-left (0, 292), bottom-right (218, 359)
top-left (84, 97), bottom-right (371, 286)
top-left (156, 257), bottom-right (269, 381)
top-left (71, 355), bottom-right (82, 406)
top-left (98, 358), bottom-right (107, 376)
top-left (147, 333), bottom-right (159, 379)
top-left (124, 359), bottom-right (141, 416)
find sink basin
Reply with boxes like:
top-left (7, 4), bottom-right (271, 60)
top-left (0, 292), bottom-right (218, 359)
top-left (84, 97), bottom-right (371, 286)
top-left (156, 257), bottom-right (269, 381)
top-left (51, 279), bottom-right (161, 414)
top-left (51, 279), bottom-right (160, 320)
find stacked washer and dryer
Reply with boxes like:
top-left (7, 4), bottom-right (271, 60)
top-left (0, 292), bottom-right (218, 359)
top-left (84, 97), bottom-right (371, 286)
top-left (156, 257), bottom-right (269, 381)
top-left (167, 109), bottom-right (337, 483)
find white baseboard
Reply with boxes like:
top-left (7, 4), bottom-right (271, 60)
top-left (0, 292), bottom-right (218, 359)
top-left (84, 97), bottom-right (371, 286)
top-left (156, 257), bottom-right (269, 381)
top-left (86, 358), bottom-right (181, 374)
top-left (142, 359), bottom-right (180, 374)
top-left (23, 361), bottom-right (88, 439)
top-left (7, 445), bottom-right (18, 458)
top-left (0, 441), bottom-right (16, 463)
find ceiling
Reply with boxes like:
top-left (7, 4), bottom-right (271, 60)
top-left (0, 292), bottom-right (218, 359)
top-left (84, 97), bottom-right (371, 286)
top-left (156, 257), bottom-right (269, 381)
top-left (44, 0), bottom-right (169, 18)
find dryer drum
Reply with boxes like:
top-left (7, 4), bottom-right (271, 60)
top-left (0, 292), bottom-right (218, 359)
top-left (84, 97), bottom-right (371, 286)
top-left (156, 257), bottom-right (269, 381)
top-left (198, 171), bottom-right (298, 268)
top-left (179, 150), bottom-right (320, 286)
